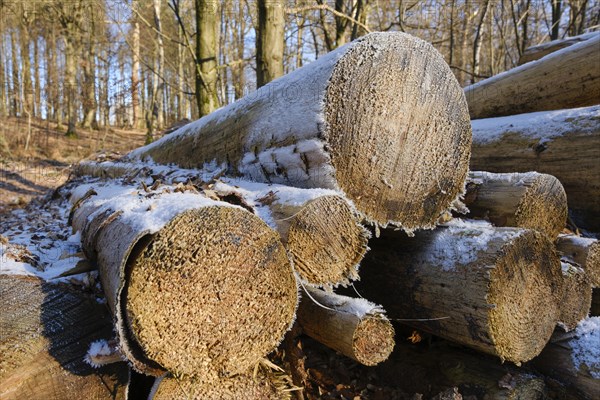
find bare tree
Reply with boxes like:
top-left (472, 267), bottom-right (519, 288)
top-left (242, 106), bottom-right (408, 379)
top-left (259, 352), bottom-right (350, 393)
top-left (256, 0), bottom-right (284, 87)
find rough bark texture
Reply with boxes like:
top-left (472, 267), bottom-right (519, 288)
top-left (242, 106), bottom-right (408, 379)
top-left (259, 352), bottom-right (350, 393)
top-left (556, 235), bottom-right (600, 287)
top-left (464, 171), bottom-right (567, 239)
top-left (297, 287), bottom-right (395, 366)
top-left (519, 32), bottom-right (600, 65)
top-left (70, 183), bottom-right (297, 377)
top-left (0, 275), bottom-right (130, 400)
top-left (356, 224), bottom-right (563, 364)
top-left (464, 35), bottom-right (600, 119)
top-left (558, 262), bottom-right (592, 332)
top-left (256, 0), bottom-right (284, 87)
top-left (531, 323), bottom-right (600, 400)
top-left (128, 32), bottom-right (472, 230)
top-left (196, 0), bottom-right (220, 116)
top-left (470, 105), bottom-right (600, 232)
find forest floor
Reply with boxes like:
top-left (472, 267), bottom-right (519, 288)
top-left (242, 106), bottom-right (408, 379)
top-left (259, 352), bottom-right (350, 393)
top-left (0, 116), bottom-right (146, 212)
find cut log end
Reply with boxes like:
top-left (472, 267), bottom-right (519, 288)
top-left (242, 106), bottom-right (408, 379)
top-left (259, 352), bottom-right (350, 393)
top-left (488, 231), bottom-right (562, 363)
top-left (287, 195), bottom-right (368, 286)
top-left (125, 207), bottom-right (298, 377)
top-left (514, 174), bottom-right (567, 239)
top-left (558, 263), bottom-right (592, 332)
top-left (324, 32), bottom-right (471, 229)
top-left (556, 235), bottom-right (600, 287)
top-left (352, 314), bottom-right (396, 366)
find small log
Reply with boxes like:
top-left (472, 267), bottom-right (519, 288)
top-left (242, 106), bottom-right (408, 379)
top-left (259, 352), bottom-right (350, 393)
top-left (379, 335), bottom-right (547, 399)
top-left (212, 180), bottom-right (369, 286)
top-left (464, 34), bottom-right (600, 119)
top-left (556, 234), bottom-right (600, 287)
top-left (296, 287), bottom-right (395, 366)
top-left (464, 171), bottom-right (567, 239)
top-left (0, 275), bottom-right (130, 400)
top-left (74, 161), bottom-right (369, 287)
top-left (356, 221), bottom-right (563, 364)
top-left (127, 32), bottom-right (472, 230)
top-left (470, 105), bottom-right (600, 231)
top-left (69, 182), bottom-right (298, 377)
top-left (519, 32), bottom-right (600, 65)
top-left (558, 262), bottom-right (593, 332)
top-left (531, 318), bottom-right (600, 400)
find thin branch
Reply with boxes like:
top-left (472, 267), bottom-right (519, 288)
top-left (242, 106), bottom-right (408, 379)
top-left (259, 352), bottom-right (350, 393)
top-left (286, 4), bottom-right (371, 34)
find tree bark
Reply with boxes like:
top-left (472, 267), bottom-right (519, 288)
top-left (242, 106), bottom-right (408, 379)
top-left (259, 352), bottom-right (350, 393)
top-left (82, 5), bottom-right (97, 130)
top-left (464, 34), bottom-right (600, 119)
top-left (0, 18), bottom-right (6, 118)
top-left (131, 1), bottom-right (142, 129)
top-left (196, 0), bottom-right (220, 116)
top-left (463, 171), bottom-right (567, 239)
top-left (297, 287), bottom-right (395, 366)
top-left (69, 182), bottom-right (297, 378)
top-left (0, 275), bottom-right (130, 400)
top-left (556, 235), bottom-right (600, 287)
top-left (469, 105), bottom-right (600, 232)
top-left (356, 224), bottom-right (563, 365)
top-left (256, 0), bottom-right (284, 87)
top-left (127, 32), bottom-right (472, 230)
top-left (10, 29), bottom-right (20, 116)
top-left (519, 31), bottom-right (600, 65)
top-left (531, 320), bottom-right (600, 400)
top-left (73, 160), bottom-right (368, 287)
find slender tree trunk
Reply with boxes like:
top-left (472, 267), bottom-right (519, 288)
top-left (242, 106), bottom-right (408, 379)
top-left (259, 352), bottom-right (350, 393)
top-left (351, 0), bottom-right (370, 41)
top-left (334, 0), bottom-right (348, 48)
top-left (196, 0), bottom-right (220, 115)
top-left (33, 37), bottom-right (41, 118)
top-left (82, 9), bottom-right (97, 130)
top-left (64, 35), bottom-right (78, 137)
top-left (155, 0), bottom-right (164, 129)
top-left (131, 0), bottom-right (142, 129)
top-left (0, 20), bottom-right (6, 118)
top-left (10, 29), bottom-right (20, 117)
top-left (20, 25), bottom-right (33, 118)
top-left (232, 2), bottom-right (245, 100)
top-left (551, 0), bottom-right (562, 40)
top-left (256, 0), bottom-right (284, 87)
top-left (472, 0), bottom-right (490, 83)
top-left (176, 23), bottom-right (184, 119)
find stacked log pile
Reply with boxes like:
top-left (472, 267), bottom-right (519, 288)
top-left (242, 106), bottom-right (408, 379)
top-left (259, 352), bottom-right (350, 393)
top-left (2, 31), bottom-right (599, 399)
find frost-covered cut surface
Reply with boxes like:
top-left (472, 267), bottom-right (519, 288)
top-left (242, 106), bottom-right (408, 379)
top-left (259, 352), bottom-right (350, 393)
top-left (429, 219), bottom-right (520, 271)
top-left (72, 181), bottom-right (237, 235)
top-left (471, 105), bottom-right (600, 144)
top-left (570, 317), bottom-right (600, 378)
top-left (469, 171), bottom-right (540, 186)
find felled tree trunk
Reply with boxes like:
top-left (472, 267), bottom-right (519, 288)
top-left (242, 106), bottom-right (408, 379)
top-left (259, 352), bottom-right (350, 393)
top-left (470, 105), bottom-right (600, 231)
top-left (556, 235), bottom-right (600, 287)
top-left (296, 287), bottom-right (395, 366)
top-left (531, 319), bottom-right (600, 400)
top-left (127, 32), bottom-right (472, 229)
top-left (464, 34), bottom-right (600, 119)
top-left (69, 182), bottom-right (298, 378)
top-left (356, 222), bottom-right (563, 365)
top-left (74, 161), bottom-right (369, 287)
top-left (518, 32), bottom-right (600, 65)
top-left (558, 263), bottom-right (592, 332)
top-left (148, 369), bottom-right (283, 400)
top-left (0, 275), bottom-right (130, 400)
top-left (380, 336), bottom-right (547, 399)
top-left (464, 171), bottom-right (567, 239)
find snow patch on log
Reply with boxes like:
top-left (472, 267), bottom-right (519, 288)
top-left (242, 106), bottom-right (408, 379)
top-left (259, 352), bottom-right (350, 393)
top-left (571, 317), bottom-right (600, 378)
top-left (472, 105), bottom-right (600, 144)
top-left (70, 181), bottom-right (240, 234)
top-left (432, 219), bottom-right (519, 271)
